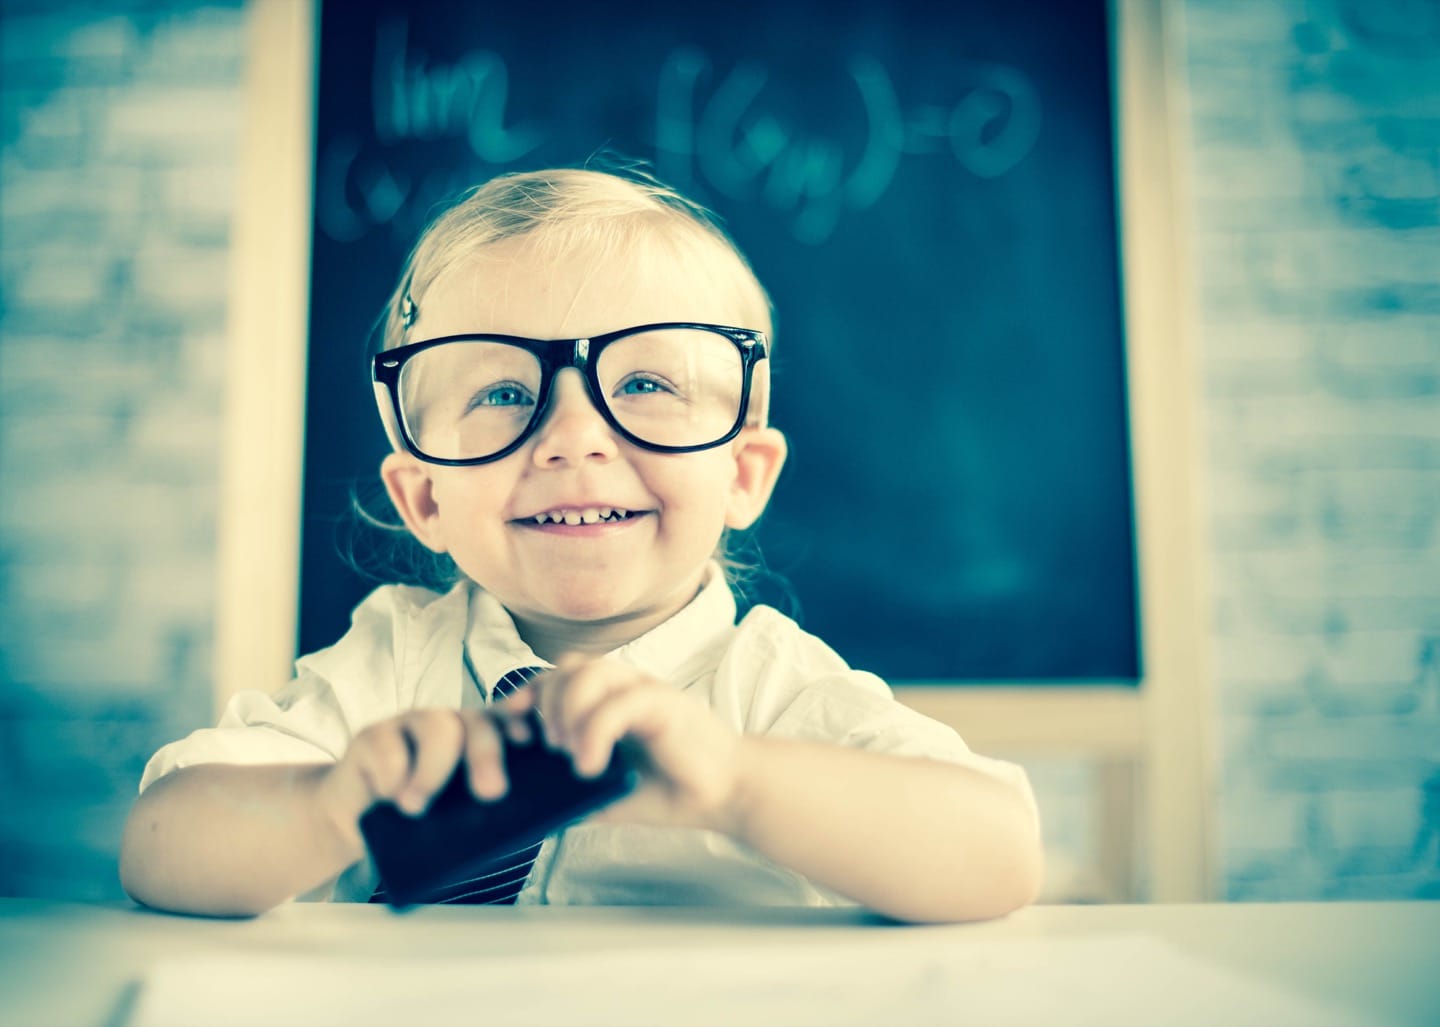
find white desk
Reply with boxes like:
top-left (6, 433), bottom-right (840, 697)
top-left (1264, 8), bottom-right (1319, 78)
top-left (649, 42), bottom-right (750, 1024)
top-left (0, 899), bottom-right (1435, 1026)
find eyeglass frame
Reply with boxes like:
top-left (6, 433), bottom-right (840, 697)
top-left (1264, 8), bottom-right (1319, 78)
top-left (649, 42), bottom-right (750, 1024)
top-left (372, 321), bottom-right (770, 467)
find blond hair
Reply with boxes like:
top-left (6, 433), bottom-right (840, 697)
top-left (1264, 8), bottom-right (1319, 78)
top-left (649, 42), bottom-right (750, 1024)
top-left (379, 164), bottom-right (774, 353)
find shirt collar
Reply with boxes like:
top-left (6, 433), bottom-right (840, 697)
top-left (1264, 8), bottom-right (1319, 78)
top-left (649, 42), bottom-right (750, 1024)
top-left (461, 562), bottom-right (738, 700)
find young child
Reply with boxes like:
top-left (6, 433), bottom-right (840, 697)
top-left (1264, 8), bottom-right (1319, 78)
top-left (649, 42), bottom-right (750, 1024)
top-left (120, 166), bottom-right (1042, 922)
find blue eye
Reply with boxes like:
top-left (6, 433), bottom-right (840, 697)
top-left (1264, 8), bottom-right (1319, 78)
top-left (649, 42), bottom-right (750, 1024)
top-left (617, 374), bottom-right (680, 398)
top-left (471, 384), bottom-right (535, 409)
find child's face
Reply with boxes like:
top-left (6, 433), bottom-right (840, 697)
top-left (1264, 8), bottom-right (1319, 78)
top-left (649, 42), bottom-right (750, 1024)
top-left (381, 233), bottom-right (786, 647)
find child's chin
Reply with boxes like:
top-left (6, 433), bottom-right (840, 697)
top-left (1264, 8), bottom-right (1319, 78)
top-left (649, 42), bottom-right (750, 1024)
top-left (532, 586), bottom-right (633, 624)
top-left (547, 601), bottom-right (623, 624)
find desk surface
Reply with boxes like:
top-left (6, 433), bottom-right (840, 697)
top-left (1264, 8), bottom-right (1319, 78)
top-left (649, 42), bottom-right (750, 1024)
top-left (1, 899), bottom-right (1436, 1027)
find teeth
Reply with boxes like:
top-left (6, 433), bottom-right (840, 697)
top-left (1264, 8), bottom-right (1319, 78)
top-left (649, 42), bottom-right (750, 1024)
top-left (532, 507), bottom-right (632, 525)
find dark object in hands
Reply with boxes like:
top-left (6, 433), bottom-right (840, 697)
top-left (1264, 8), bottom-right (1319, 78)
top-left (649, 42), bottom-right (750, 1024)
top-left (360, 709), bottom-right (638, 908)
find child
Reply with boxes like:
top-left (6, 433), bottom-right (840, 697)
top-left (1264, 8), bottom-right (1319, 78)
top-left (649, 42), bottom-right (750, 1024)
top-left (120, 166), bottom-right (1042, 921)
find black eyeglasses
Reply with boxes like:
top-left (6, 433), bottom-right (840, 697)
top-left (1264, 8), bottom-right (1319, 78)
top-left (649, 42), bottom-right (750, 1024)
top-left (372, 322), bottom-right (769, 466)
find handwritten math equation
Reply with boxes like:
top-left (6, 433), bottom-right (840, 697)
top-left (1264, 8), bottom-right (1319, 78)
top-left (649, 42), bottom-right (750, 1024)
top-left (318, 18), bottom-right (1043, 246)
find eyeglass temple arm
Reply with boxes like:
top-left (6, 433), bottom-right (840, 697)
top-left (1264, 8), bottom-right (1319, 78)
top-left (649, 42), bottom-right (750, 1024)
top-left (373, 381), bottom-right (407, 453)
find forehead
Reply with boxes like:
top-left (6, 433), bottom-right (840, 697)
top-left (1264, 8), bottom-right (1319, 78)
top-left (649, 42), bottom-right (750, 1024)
top-left (411, 231), bottom-right (758, 342)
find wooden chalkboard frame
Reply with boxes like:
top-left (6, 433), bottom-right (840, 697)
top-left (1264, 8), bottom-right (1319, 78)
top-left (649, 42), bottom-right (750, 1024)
top-left (215, 0), bottom-right (1214, 901)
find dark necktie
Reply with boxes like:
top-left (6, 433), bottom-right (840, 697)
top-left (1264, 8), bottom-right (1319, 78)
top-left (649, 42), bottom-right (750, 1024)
top-left (370, 665), bottom-right (545, 905)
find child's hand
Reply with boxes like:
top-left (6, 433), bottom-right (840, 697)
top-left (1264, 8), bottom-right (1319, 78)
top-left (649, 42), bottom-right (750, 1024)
top-left (315, 707), bottom-right (521, 850)
top-left (493, 657), bottom-right (746, 833)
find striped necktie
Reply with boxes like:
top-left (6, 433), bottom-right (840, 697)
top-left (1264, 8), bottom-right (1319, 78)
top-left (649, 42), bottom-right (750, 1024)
top-left (370, 665), bottom-right (546, 906)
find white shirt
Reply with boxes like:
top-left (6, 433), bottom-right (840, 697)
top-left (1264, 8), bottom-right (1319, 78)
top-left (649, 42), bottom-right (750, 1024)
top-left (141, 567), bottom-right (1037, 906)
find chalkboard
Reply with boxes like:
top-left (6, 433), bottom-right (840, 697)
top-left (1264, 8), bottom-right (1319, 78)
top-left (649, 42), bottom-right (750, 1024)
top-left (301, 0), bottom-right (1139, 683)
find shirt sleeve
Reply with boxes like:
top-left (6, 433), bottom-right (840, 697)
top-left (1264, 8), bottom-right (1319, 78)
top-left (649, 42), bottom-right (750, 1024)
top-left (137, 585), bottom-right (425, 794)
top-left (731, 606), bottom-right (1038, 806)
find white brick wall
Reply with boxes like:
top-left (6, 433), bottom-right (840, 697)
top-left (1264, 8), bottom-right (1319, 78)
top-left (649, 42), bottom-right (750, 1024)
top-left (0, 0), bottom-right (242, 898)
top-left (1182, 0), bottom-right (1440, 900)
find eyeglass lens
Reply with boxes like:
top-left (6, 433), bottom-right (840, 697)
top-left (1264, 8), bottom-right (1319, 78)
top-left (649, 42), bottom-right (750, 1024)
top-left (397, 327), bottom-right (745, 461)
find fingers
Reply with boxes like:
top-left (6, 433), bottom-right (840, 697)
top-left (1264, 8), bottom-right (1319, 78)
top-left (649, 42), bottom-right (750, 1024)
top-left (569, 686), bottom-right (663, 777)
top-left (341, 658), bottom-right (676, 824)
top-left (527, 658), bottom-right (744, 831)
top-left (351, 709), bottom-right (507, 814)
top-left (460, 709), bottom-right (509, 802)
top-left (350, 722), bottom-right (413, 810)
top-left (347, 708), bottom-right (449, 812)
top-left (532, 659), bottom-right (667, 777)
top-left (396, 710), bottom-right (464, 814)
top-left (490, 686), bottom-right (537, 746)
top-left (534, 658), bottom-right (628, 755)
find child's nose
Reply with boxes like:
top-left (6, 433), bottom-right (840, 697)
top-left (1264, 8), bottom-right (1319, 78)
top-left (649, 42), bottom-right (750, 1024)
top-left (530, 369), bottom-right (620, 467)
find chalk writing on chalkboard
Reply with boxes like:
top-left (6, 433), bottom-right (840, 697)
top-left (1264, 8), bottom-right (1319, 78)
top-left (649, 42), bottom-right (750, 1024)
top-left (317, 16), bottom-right (1041, 246)
top-left (303, 0), bottom-right (1137, 682)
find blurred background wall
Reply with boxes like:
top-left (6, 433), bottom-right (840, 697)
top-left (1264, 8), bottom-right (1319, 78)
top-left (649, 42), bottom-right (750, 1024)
top-left (1, 0), bottom-right (243, 898)
top-left (1181, 1), bottom-right (1439, 899)
top-left (0, 0), bottom-right (1436, 901)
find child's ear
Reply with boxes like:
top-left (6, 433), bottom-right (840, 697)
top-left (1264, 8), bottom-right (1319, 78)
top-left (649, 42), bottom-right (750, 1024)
top-left (380, 452), bottom-right (449, 554)
top-left (725, 427), bottom-right (787, 530)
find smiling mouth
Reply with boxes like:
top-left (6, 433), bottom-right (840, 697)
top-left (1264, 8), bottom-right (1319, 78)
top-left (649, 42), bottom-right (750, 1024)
top-left (521, 507), bottom-right (645, 527)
